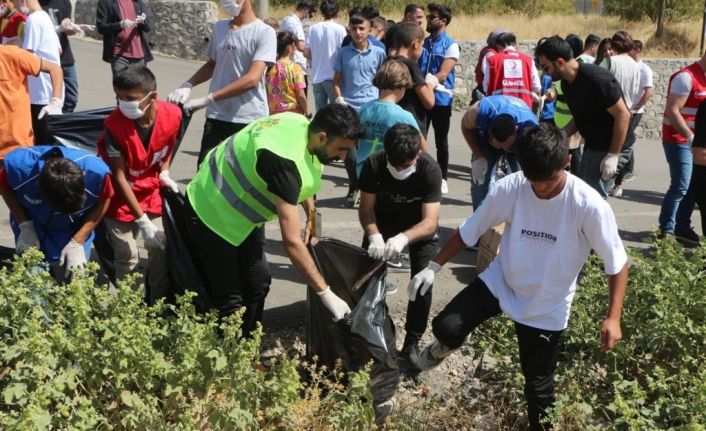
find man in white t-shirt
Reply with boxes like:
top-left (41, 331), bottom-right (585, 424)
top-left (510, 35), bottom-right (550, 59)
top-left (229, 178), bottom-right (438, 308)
top-left (280, 0), bottom-right (314, 89)
top-left (305, 0), bottom-right (346, 112)
top-left (577, 33), bottom-right (600, 64)
top-left (167, 0), bottom-right (276, 166)
top-left (407, 124), bottom-right (629, 431)
top-left (20, 0), bottom-right (63, 145)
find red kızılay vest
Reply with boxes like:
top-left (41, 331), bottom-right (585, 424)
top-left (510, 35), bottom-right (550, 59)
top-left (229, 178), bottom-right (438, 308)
top-left (98, 100), bottom-right (182, 222)
top-left (486, 48), bottom-right (535, 109)
top-left (0, 10), bottom-right (26, 39)
top-left (662, 62), bottom-right (706, 144)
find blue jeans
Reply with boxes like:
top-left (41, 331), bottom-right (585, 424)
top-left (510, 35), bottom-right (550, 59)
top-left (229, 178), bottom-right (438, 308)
top-left (313, 80), bottom-right (335, 113)
top-left (62, 64), bottom-right (78, 113)
top-left (659, 142), bottom-right (695, 233)
top-left (471, 141), bottom-right (520, 211)
top-left (579, 148), bottom-right (614, 199)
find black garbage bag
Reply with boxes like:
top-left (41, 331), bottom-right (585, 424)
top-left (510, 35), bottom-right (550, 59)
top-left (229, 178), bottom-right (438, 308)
top-left (160, 190), bottom-right (213, 312)
top-left (0, 246), bottom-right (15, 269)
top-left (46, 107), bottom-right (115, 153)
top-left (306, 238), bottom-right (399, 406)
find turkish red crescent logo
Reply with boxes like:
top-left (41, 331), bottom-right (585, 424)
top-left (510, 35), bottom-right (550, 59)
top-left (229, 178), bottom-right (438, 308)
top-left (508, 62), bottom-right (518, 71)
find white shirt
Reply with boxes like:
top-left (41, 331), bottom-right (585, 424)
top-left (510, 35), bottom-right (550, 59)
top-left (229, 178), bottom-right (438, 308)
top-left (280, 13), bottom-right (307, 75)
top-left (23, 10), bottom-right (63, 106)
top-left (206, 19), bottom-right (276, 123)
top-left (634, 60), bottom-right (653, 113)
top-left (482, 46), bottom-right (541, 95)
top-left (306, 20), bottom-right (346, 84)
top-left (669, 68), bottom-right (706, 96)
top-left (609, 54), bottom-right (641, 111)
top-left (577, 53), bottom-right (595, 64)
top-left (458, 172), bottom-right (627, 331)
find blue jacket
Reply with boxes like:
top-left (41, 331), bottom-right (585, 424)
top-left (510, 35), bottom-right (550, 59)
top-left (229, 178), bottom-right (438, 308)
top-left (5, 146), bottom-right (111, 262)
top-left (540, 74), bottom-right (556, 121)
top-left (419, 31), bottom-right (456, 107)
top-left (476, 95), bottom-right (539, 144)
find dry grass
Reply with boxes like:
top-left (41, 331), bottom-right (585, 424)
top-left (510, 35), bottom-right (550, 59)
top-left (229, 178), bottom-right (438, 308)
top-left (260, 7), bottom-right (702, 58)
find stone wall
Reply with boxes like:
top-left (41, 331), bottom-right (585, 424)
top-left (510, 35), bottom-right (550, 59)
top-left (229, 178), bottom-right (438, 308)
top-left (74, 0), bottom-right (217, 60)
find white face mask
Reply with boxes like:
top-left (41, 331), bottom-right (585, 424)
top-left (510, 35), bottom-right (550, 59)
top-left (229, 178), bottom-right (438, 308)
top-left (387, 160), bottom-right (416, 181)
top-left (118, 92), bottom-right (153, 120)
top-left (221, 0), bottom-right (243, 17)
top-left (19, 6), bottom-right (29, 14)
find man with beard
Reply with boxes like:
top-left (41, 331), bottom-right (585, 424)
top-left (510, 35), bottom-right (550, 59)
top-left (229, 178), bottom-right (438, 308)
top-left (183, 104), bottom-right (366, 334)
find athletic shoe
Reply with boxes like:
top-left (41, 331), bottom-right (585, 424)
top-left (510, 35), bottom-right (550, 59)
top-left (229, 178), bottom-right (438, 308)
top-left (398, 342), bottom-right (421, 371)
top-left (675, 227), bottom-right (700, 246)
top-left (384, 281), bottom-right (398, 295)
top-left (441, 179), bottom-right (449, 195)
top-left (622, 172), bottom-right (636, 182)
top-left (415, 340), bottom-right (459, 371)
top-left (609, 186), bottom-right (623, 198)
top-left (374, 398), bottom-right (395, 423)
top-left (386, 254), bottom-right (411, 272)
top-left (345, 189), bottom-right (359, 207)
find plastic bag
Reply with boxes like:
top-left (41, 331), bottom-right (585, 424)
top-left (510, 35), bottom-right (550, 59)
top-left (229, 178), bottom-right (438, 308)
top-left (306, 238), bottom-right (399, 405)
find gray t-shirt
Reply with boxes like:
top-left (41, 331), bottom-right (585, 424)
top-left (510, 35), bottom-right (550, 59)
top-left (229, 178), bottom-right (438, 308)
top-left (206, 19), bottom-right (276, 124)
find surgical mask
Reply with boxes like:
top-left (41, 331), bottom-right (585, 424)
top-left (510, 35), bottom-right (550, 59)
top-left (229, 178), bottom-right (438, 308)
top-left (19, 6), bottom-right (29, 14)
top-left (387, 160), bottom-right (416, 181)
top-left (118, 92), bottom-right (153, 120)
top-left (221, 0), bottom-right (242, 17)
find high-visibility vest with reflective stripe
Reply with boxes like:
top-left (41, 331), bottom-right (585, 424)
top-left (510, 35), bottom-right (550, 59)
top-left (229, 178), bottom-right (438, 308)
top-left (662, 62), bottom-right (706, 144)
top-left (486, 48), bottom-right (535, 109)
top-left (187, 113), bottom-right (323, 246)
top-left (553, 81), bottom-right (573, 129)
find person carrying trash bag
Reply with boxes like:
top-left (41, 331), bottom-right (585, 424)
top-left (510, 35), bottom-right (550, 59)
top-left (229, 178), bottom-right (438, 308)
top-left (183, 104), bottom-right (365, 337)
top-left (0, 145), bottom-right (114, 282)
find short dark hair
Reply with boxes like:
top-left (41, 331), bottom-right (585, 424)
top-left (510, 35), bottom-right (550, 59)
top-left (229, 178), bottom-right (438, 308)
top-left (427, 3), bottom-right (451, 25)
top-left (383, 123), bottom-right (421, 166)
top-left (495, 32), bottom-right (517, 48)
top-left (113, 64), bottom-right (157, 93)
top-left (38, 156), bottom-right (86, 214)
top-left (611, 30), bottom-right (634, 54)
top-left (319, 0), bottom-right (338, 19)
top-left (517, 123), bottom-right (568, 181)
top-left (296, 0), bottom-right (316, 14)
top-left (361, 5), bottom-right (380, 20)
top-left (276, 31), bottom-right (297, 58)
top-left (371, 16), bottom-right (386, 30)
top-left (584, 33), bottom-right (601, 48)
top-left (309, 104), bottom-right (365, 141)
top-left (391, 21), bottom-right (424, 49)
top-left (535, 36), bottom-right (573, 62)
top-left (633, 39), bottom-right (643, 52)
top-left (565, 34), bottom-right (583, 58)
top-left (404, 3), bottom-right (423, 15)
top-left (488, 115), bottom-right (517, 142)
top-left (349, 12), bottom-right (369, 26)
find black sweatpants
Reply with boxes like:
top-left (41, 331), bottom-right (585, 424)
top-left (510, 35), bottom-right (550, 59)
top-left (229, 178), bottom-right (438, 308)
top-left (30, 104), bottom-right (51, 145)
top-left (688, 164), bottom-right (706, 236)
top-left (363, 231), bottom-right (439, 347)
top-left (432, 278), bottom-right (564, 431)
top-left (183, 195), bottom-right (271, 336)
top-left (425, 105), bottom-right (452, 180)
top-left (197, 118), bottom-right (248, 167)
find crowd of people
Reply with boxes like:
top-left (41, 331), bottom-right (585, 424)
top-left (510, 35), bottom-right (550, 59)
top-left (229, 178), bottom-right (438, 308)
top-left (1, 0), bottom-right (706, 428)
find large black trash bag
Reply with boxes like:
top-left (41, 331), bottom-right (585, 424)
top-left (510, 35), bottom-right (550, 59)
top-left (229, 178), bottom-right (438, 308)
top-left (306, 238), bottom-right (399, 405)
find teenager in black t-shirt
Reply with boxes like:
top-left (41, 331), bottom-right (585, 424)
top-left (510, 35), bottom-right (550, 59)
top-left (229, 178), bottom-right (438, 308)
top-left (358, 123), bottom-right (441, 367)
top-left (687, 101), bottom-right (706, 239)
top-left (40, 0), bottom-right (79, 112)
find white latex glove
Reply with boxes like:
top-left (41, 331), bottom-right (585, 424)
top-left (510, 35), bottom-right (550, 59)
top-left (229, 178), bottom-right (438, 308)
top-left (135, 213), bottom-right (166, 250)
top-left (425, 73), bottom-right (439, 88)
top-left (159, 170), bottom-right (179, 193)
top-left (120, 19), bottom-right (136, 29)
top-left (383, 232), bottom-right (409, 261)
top-left (78, 24), bottom-right (95, 32)
top-left (408, 261), bottom-right (441, 301)
top-left (687, 134), bottom-right (695, 148)
top-left (135, 13), bottom-right (146, 24)
top-left (56, 18), bottom-right (73, 33)
top-left (367, 233), bottom-right (385, 260)
top-left (471, 157), bottom-right (488, 185)
top-left (434, 84), bottom-right (454, 95)
top-left (317, 287), bottom-right (351, 322)
top-left (600, 152), bottom-right (619, 181)
top-left (167, 81), bottom-right (193, 105)
top-left (184, 94), bottom-right (215, 113)
top-left (16, 220), bottom-right (40, 252)
top-left (335, 96), bottom-right (347, 105)
top-left (59, 239), bottom-right (87, 272)
top-left (38, 97), bottom-right (63, 119)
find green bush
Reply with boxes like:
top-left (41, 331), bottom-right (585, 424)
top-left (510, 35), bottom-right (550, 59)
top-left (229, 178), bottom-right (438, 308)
top-left (604, 0), bottom-right (700, 22)
top-left (0, 250), bottom-right (375, 430)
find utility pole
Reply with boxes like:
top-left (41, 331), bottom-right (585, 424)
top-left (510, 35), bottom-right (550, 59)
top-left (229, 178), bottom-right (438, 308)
top-left (255, 0), bottom-right (268, 18)
top-left (656, 0), bottom-right (666, 38)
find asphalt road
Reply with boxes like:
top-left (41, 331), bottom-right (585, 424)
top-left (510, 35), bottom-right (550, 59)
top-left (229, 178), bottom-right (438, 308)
top-left (2, 38), bottom-right (699, 334)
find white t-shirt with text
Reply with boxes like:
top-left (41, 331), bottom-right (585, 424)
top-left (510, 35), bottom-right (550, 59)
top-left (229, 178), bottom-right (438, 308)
top-left (306, 20), bottom-right (346, 84)
top-left (23, 10), bottom-right (63, 106)
top-left (458, 172), bottom-right (627, 331)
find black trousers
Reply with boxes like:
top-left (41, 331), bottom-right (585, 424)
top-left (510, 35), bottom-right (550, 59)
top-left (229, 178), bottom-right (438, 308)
top-left (197, 118), bottom-right (248, 167)
top-left (30, 104), bottom-right (51, 145)
top-left (425, 105), bottom-right (452, 179)
top-left (183, 195), bottom-right (271, 336)
top-left (688, 164), bottom-right (706, 236)
top-left (363, 230), bottom-right (439, 347)
top-left (344, 142), bottom-right (358, 192)
top-left (432, 278), bottom-right (564, 431)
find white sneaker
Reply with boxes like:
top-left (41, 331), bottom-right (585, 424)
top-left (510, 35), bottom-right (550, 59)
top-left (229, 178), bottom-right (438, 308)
top-left (415, 339), bottom-right (459, 371)
top-left (441, 179), bottom-right (449, 195)
top-left (610, 186), bottom-right (623, 198)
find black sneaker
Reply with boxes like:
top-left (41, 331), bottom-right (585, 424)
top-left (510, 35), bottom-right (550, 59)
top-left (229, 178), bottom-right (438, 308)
top-left (675, 227), bottom-right (700, 246)
top-left (345, 189), bottom-right (359, 207)
top-left (398, 342), bottom-right (421, 371)
top-left (386, 253), bottom-right (411, 273)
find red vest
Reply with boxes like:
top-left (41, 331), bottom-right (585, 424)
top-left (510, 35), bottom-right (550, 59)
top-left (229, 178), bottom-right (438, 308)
top-left (486, 48), bottom-right (535, 109)
top-left (0, 10), bottom-right (27, 39)
top-left (98, 100), bottom-right (182, 222)
top-left (475, 46), bottom-right (497, 86)
top-left (662, 62), bottom-right (706, 144)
